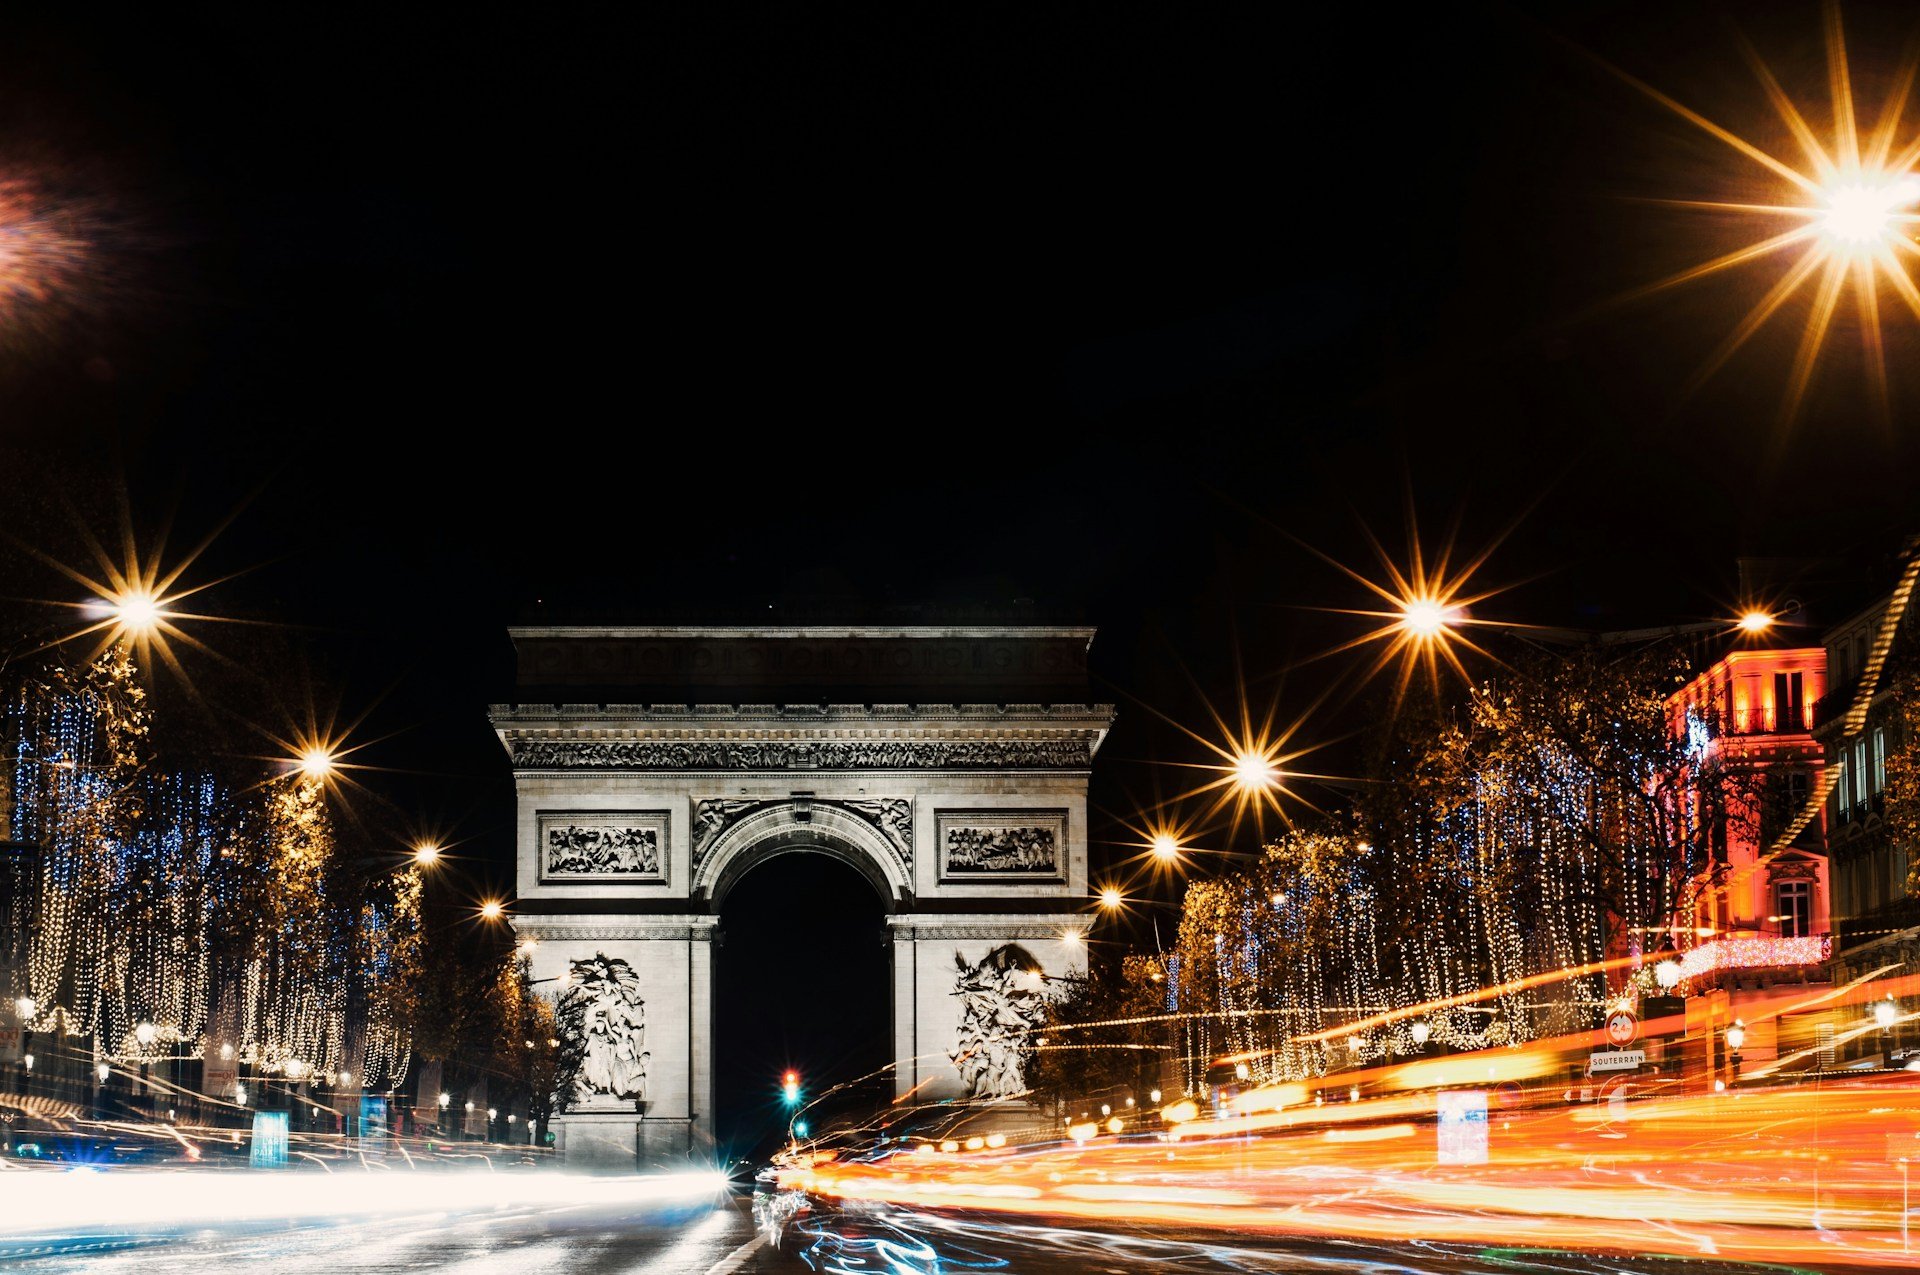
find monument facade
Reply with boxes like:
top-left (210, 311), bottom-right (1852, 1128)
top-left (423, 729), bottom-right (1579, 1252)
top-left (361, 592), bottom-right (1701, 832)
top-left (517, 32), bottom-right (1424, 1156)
top-left (491, 625), bottom-right (1114, 1165)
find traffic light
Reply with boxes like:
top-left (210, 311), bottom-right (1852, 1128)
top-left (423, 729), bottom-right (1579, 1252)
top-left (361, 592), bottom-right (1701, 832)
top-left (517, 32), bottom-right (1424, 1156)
top-left (782, 1071), bottom-right (800, 1105)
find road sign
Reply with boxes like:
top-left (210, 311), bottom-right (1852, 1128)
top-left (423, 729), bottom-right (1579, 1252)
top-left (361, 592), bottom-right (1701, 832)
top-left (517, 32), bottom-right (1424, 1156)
top-left (1436, 1090), bottom-right (1489, 1165)
top-left (1604, 1009), bottom-right (1638, 1047)
top-left (1589, 1049), bottom-right (1646, 1073)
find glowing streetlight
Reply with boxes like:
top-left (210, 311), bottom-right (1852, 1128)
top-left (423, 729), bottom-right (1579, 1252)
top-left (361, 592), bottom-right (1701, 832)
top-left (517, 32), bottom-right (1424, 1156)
top-left (1061, 928), bottom-right (1084, 947)
top-left (1150, 833), bottom-right (1180, 863)
top-left (1737, 610), bottom-right (1775, 634)
top-left (1410, 1020), bottom-right (1433, 1046)
top-left (413, 843), bottom-right (443, 867)
top-left (234, 1083), bottom-right (247, 1105)
top-left (1399, 596), bottom-right (1453, 638)
top-left (13, 995), bottom-right (33, 1019)
top-left (438, 1092), bottom-right (451, 1109)
top-left (1818, 176), bottom-right (1920, 250)
top-left (296, 748), bottom-right (335, 781)
top-left (486, 1107), bottom-right (497, 1120)
top-left (111, 590), bottom-right (165, 636)
top-left (479, 900), bottom-right (506, 922)
top-left (1654, 960), bottom-right (1682, 989)
top-left (95, 1062), bottom-right (110, 1083)
top-left (134, 1021), bottom-right (157, 1046)
top-left (1726, 1021), bottom-right (1746, 1052)
top-left (1097, 887), bottom-right (1123, 910)
top-left (1233, 1061), bottom-right (1250, 1081)
top-left (22, 1054), bottom-right (33, 1071)
top-left (1231, 751), bottom-right (1278, 791)
top-left (1876, 998), bottom-right (1898, 1030)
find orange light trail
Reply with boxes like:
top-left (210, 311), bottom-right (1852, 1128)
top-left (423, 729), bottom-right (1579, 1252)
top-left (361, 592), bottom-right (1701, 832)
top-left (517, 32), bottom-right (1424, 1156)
top-left (787, 1078), bottom-right (1920, 1267)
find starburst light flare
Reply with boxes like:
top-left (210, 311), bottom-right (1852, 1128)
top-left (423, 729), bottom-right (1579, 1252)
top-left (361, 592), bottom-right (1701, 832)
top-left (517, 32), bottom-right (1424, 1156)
top-left (1603, 2), bottom-right (1920, 420)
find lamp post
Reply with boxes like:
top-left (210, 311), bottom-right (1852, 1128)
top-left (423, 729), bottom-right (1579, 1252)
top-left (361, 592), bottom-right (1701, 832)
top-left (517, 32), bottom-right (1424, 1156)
top-left (1726, 1020), bottom-right (1745, 1087)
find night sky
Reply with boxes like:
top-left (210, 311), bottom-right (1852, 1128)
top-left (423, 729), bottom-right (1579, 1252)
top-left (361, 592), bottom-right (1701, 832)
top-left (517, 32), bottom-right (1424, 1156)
top-left (4, 3), bottom-right (1920, 1144)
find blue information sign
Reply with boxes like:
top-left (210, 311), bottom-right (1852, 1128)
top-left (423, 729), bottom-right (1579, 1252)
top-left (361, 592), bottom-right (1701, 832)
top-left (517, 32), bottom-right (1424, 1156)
top-left (250, 1109), bottom-right (290, 1168)
top-left (359, 1095), bottom-right (389, 1156)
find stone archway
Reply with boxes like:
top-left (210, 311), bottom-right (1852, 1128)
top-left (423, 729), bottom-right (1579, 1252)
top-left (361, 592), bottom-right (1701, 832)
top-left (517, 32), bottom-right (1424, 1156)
top-left (693, 798), bottom-right (912, 909)
top-left (493, 625), bottom-right (1115, 1168)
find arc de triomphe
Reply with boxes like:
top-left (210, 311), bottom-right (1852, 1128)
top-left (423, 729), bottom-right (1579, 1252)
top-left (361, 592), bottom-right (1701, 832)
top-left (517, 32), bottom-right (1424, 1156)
top-left (491, 625), bottom-right (1114, 1165)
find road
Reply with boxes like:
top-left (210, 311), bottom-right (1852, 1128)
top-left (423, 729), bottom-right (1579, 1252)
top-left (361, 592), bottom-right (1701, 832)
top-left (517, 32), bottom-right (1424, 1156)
top-left (3, 1180), bottom-right (1879, 1275)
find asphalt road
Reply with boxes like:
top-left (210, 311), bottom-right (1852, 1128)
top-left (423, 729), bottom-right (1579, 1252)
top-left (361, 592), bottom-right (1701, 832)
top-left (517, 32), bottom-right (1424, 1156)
top-left (5, 1184), bottom-right (1882, 1275)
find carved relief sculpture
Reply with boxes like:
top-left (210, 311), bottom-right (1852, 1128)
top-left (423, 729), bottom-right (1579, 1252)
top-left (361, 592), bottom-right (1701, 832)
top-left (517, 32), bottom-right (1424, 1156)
top-left (556, 952), bottom-right (650, 1107)
top-left (841, 798), bottom-right (913, 867)
top-left (691, 797), bottom-right (913, 873)
top-left (514, 738), bottom-right (1091, 771)
top-left (949, 944), bottom-right (1048, 1099)
top-left (692, 799), bottom-right (762, 869)
top-left (937, 810), bottom-right (1067, 880)
top-left (538, 812), bottom-right (668, 882)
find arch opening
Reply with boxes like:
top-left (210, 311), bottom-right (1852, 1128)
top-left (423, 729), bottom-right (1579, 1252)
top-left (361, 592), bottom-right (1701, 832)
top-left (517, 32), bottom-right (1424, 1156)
top-left (712, 850), bottom-right (891, 1161)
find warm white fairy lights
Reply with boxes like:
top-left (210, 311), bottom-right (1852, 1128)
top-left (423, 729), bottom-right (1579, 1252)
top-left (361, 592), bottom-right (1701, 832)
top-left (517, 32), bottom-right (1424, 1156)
top-left (5, 651), bottom-right (418, 1085)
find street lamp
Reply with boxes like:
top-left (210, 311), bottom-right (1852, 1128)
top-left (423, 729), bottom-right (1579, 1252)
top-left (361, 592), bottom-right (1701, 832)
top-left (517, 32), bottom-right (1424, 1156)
top-left (296, 748), bottom-right (335, 781)
top-left (1411, 1020), bottom-right (1433, 1047)
top-left (1097, 887), bottom-right (1123, 910)
top-left (1399, 596), bottom-right (1453, 638)
top-left (14, 995), bottom-right (34, 1019)
top-left (479, 900), bottom-right (506, 922)
top-left (412, 843), bottom-right (443, 867)
top-left (111, 590), bottom-right (165, 637)
top-left (1736, 610), bottom-right (1775, 634)
top-left (1655, 960), bottom-right (1683, 990)
top-left (134, 1021), bottom-right (157, 1046)
top-left (1727, 1019), bottom-right (1745, 1085)
top-left (1877, 998), bottom-right (1899, 1030)
top-left (1232, 751), bottom-right (1279, 791)
top-left (1151, 834), bottom-right (1180, 863)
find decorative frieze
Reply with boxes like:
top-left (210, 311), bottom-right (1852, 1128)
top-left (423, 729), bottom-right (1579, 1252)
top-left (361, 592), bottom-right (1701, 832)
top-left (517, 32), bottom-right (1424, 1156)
top-left (512, 737), bottom-right (1092, 771)
top-left (538, 812), bottom-right (669, 883)
top-left (936, 809), bottom-right (1067, 881)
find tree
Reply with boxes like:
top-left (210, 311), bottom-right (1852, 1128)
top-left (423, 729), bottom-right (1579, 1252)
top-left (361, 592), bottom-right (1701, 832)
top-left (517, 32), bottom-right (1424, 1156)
top-left (1025, 953), bottom-right (1170, 1116)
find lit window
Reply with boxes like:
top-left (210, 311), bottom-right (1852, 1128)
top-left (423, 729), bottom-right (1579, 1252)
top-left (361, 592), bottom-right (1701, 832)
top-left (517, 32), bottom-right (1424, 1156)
top-left (1775, 879), bottom-right (1813, 938)
top-left (1872, 727), bottom-right (1887, 794)
top-left (1854, 738), bottom-right (1870, 807)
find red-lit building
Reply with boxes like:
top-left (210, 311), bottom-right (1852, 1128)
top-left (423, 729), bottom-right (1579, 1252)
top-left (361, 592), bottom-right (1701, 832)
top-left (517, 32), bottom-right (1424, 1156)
top-left (1663, 645), bottom-right (1832, 1075)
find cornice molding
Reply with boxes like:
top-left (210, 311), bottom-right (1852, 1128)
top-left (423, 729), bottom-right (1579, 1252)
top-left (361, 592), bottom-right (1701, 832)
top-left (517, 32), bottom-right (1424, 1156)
top-left (491, 702), bottom-right (1114, 724)
top-left (505, 736), bottom-right (1097, 772)
top-left (514, 921), bottom-right (717, 941)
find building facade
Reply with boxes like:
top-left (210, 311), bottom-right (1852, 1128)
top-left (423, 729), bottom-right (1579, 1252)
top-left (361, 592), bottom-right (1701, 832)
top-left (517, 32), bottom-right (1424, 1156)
top-left (1819, 570), bottom-right (1920, 1067)
top-left (490, 626), bottom-right (1113, 1166)
top-left (1664, 645), bottom-right (1831, 1074)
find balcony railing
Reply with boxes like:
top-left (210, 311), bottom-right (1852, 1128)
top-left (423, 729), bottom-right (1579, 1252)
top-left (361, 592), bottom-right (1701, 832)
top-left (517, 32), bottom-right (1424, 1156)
top-left (1811, 678), bottom-right (1859, 729)
top-left (1692, 706), bottom-right (1812, 737)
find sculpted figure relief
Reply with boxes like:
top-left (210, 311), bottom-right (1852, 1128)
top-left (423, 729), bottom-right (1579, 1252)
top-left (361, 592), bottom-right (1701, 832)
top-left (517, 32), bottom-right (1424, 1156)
top-left (556, 952), bottom-right (649, 1104)
top-left (545, 824), bottom-right (660, 876)
top-left (515, 738), bottom-right (1091, 770)
top-left (949, 943), bottom-right (1048, 1100)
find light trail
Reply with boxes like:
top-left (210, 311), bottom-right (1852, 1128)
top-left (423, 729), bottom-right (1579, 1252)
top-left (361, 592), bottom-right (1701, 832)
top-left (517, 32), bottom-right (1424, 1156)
top-left (784, 1081), bottom-right (1920, 1268)
top-left (0, 1167), bottom-right (730, 1235)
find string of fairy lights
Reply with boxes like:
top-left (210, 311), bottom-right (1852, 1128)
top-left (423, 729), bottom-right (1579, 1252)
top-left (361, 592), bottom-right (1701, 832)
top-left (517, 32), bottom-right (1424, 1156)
top-left (5, 645), bottom-right (419, 1090)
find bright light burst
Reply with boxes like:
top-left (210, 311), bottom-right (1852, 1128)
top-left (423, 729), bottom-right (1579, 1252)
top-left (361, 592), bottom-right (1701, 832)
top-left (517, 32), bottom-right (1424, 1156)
top-left (1609, 2), bottom-right (1920, 419)
top-left (1294, 509), bottom-right (1518, 709)
top-left (1737, 608), bottom-right (1776, 633)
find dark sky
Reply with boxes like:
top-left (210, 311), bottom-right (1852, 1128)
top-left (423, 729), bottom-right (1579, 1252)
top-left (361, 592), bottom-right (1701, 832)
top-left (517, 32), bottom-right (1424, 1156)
top-left (4, 2), bottom-right (1920, 1129)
